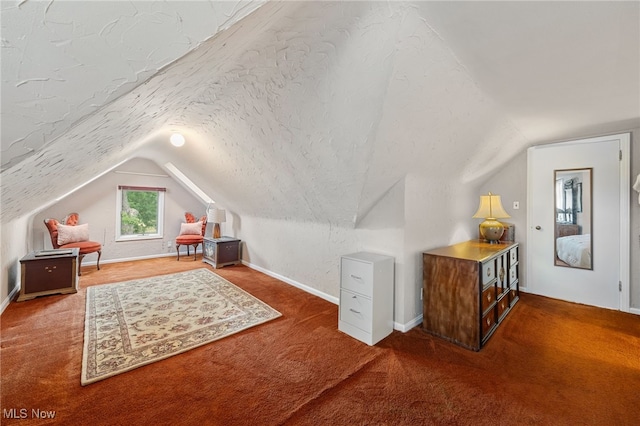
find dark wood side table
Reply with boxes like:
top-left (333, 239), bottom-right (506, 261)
top-left (18, 248), bottom-right (79, 301)
top-left (203, 237), bottom-right (241, 268)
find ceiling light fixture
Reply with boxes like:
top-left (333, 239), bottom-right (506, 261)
top-left (170, 133), bottom-right (185, 147)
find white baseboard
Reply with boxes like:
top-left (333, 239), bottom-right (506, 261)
top-left (0, 285), bottom-right (21, 315)
top-left (395, 314), bottom-right (423, 332)
top-left (241, 260), bottom-right (339, 305)
top-left (241, 260), bottom-right (421, 332)
top-left (82, 250), bottom-right (198, 266)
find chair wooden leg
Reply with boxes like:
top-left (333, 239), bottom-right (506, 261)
top-left (96, 250), bottom-right (101, 271)
top-left (176, 244), bottom-right (180, 261)
top-left (78, 254), bottom-right (85, 276)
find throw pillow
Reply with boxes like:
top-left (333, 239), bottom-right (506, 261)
top-left (57, 223), bottom-right (90, 245)
top-left (179, 221), bottom-right (202, 236)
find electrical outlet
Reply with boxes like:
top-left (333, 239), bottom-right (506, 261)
top-left (166, 241), bottom-right (172, 248)
top-left (513, 201), bottom-right (520, 210)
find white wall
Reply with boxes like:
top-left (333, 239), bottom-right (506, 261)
top-left (235, 173), bottom-right (481, 330)
top-left (236, 177), bottom-right (407, 327)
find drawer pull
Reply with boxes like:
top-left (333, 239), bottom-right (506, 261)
top-left (499, 268), bottom-right (505, 281)
top-left (349, 308), bottom-right (361, 314)
top-left (486, 293), bottom-right (492, 302)
top-left (486, 318), bottom-right (492, 326)
top-left (486, 268), bottom-right (491, 277)
top-left (350, 274), bottom-right (362, 280)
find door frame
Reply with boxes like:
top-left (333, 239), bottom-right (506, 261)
top-left (526, 133), bottom-right (630, 312)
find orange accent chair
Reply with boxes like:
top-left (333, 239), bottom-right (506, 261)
top-left (175, 212), bottom-right (207, 261)
top-left (43, 213), bottom-right (102, 276)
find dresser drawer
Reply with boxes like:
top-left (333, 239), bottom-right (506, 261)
top-left (510, 288), bottom-right (519, 305)
top-left (509, 246), bottom-right (518, 264)
top-left (497, 295), bottom-right (509, 319)
top-left (482, 259), bottom-right (496, 286)
top-left (481, 308), bottom-right (496, 339)
top-left (339, 289), bottom-right (372, 333)
top-left (509, 265), bottom-right (518, 286)
top-left (481, 284), bottom-right (496, 313)
top-left (341, 258), bottom-right (374, 297)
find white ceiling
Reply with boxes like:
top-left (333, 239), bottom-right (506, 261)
top-left (417, 1), bottom-right (640, 142)
top-left (1, 1), bottom-right (638, 224)
top-left (1, 0), bottom-right (266, 170)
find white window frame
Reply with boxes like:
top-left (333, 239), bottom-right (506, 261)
top-left (116, 186), bottom-right (165, 241)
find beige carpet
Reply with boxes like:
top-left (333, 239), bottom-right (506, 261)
top-left (81, 268), bottom-right (281, 385)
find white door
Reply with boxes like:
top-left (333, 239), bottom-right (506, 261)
top-left (527, 134), bottom-right (630, 310)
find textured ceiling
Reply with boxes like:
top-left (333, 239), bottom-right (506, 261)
top-left (1, 1), bottom-right (639, 225)
top-left (1, 0), bottom-right (266, 170)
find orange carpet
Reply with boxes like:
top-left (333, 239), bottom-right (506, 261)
top-left (1, 256), bottom-right (639, 425)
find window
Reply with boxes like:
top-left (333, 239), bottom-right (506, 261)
top-left (116, 186), bottom-right (165, 241)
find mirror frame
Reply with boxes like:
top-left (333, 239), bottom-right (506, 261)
top-left (554, 168), bottom-right (593, 270)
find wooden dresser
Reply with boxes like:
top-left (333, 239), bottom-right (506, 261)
top-left (422, 240), bottom-right (519, 350)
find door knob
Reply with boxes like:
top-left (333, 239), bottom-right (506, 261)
top-left (535, 226), bottom-right (541, 230)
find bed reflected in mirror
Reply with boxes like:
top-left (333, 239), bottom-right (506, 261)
top-left (554, 168), bottom-right (592, 269)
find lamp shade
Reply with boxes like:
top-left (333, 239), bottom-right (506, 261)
top-left (207, 207), bottom-right (226, 239)
top-left (472, 193), bottom-right (510, 219)
top-left (473, 193), bottom-right (510, 243)
top-left (210, 208), bottom-right (226, 223)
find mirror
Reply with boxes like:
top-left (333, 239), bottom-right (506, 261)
top-left (554, 168), bottom-right (592, 269)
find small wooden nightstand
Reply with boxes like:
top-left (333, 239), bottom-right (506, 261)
top-left (202, 237), bottom-right (241, 268)
top-left (18, 248), bottom-right (79, 301)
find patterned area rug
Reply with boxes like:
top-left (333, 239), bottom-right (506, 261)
top-left (81, 268), bottom-right (281, 385)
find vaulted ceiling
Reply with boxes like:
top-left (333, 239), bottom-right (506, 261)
top-left (2, 1), bottom-right (639, 225)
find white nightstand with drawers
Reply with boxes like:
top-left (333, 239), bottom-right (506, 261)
top-left (338, 252), bottom-right (395, 345)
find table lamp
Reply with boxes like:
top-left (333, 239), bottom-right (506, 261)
top-left (473, 192), bottom-right (510, 243)
top-left (207, 207), bottom-right (226, 239)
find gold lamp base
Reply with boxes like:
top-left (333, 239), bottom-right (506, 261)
top-left (479, 218), bottom-right (504, 243)
top-left (213, 223), bottom-right (221, 239)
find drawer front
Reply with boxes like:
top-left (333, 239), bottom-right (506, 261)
top-left (217, 241), bottom-right (239, 264)
top-left (481, 259), bottom-right (496, 286)
top-left (340, 290), bottom-right (372, 333)
top-left (510, 288), bottom-right (519, 305)
top-left (481, 308), bottom-right (497, 339)
top-left (497, 295), bottom-right (509, 319)
top-left (509, 265), bottom-right (518, 286)
top-left (481, 284), bottom-right (496, 313)
top-left (509, 246), bottom-right (518, 264)
top-left (341, 259), bottom-right (373, 297)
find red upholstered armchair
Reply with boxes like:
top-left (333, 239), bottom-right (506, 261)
top-left (175, 212), bottom-right (207, 261)
top-left (43, 213), bottom-right (102, 275)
